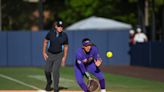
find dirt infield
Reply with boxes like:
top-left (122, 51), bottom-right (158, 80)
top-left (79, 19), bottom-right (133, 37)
top-left (0, 90), bottom-right (112, 92)
top-left (0, 90), bottom-right (83, 92)
top-left (0, 91), bottom-right (37, 92)
top-left (101, 65), bottom-right (164, 82)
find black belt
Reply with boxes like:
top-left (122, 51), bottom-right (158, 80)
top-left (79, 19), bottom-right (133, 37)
top-left (48, 50), bottom-right (62, 54)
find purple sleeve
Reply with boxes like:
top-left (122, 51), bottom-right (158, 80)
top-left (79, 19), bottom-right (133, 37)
top-left (76, 49), bottom-right (87, 74)
top-left (93, 46), bottom-right (101, 61)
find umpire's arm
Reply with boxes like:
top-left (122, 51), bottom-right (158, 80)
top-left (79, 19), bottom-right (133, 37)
top-left (61, 33), bottom-right (69, 66)
top-left (61, 44), bottom-right (68, 66)
top-left (42, 39), bottom-right (49, 61)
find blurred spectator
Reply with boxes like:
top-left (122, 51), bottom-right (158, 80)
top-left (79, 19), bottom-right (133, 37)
top-left (29, 9), bottom-right (40, 31)
top-left (43, 9), bottom-right (53, 30)
top-left (134, 27), bottom-right (148, 44)
top-left (32, 9), bottom-right (40, 19)
top-left (129, 29), bottom-right (135, 46)
top-left (30, 9), bottom-right (53, 31)
top-left (128, 29), bottom-right (135, 60)
top-left (31, 24), bottom-right (39, 32)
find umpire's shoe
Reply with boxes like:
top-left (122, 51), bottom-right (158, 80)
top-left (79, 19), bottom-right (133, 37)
top-left (45, 80), bottom-right (53, 91)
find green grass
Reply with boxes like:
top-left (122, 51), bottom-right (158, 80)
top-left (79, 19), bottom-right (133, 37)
top-left (0, 67), bottom-right (164, 92)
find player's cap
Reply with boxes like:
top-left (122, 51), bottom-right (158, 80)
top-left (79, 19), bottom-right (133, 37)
top-left (55, 19), bottom-right (64, 27)
top-left (82, 40), bottom-right (93, 46)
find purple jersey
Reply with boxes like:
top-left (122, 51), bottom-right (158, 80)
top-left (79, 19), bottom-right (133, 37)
top-left (75, 46), bottom-right (101, 74)
top-left (74, 46), bottom-right (105, 91)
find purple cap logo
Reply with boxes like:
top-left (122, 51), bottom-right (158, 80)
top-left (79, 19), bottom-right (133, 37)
top-left (82, 40), bottom-right (92, 46)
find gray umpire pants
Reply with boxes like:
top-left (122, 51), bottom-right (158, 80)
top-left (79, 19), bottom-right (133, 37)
top-left (45, 52), bottom-right (63, 91)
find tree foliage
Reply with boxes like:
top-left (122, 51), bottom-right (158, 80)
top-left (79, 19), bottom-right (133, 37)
top-left (59, 0), bottom-right (99, 26)
top-left (1, 0), bottom-right (164, 30)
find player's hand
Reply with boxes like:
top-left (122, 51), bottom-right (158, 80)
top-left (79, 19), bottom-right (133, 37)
top-left (61, 56), bottom-right (66, 67)
top-left (42, 52), bottom-right (48, 61)
top-left (94, 60), bottom-right (102, 67)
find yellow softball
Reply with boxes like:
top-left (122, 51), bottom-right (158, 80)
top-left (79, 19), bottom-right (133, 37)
top-left (106, 51), bottom-right (113, 58)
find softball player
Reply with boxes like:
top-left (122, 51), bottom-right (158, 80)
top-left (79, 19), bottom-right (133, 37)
top-left (74, 38), bottom-right (106, 92)
top-left (42, 19), bottom-right (68, 92)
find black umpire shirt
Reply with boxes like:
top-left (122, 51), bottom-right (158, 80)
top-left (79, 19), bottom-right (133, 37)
top-left (45, 29), bottom-right (68, 54)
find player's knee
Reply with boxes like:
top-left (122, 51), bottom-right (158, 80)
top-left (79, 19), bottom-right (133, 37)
top-left (97, 75), bottom-right (104, 80)
top-left (99, 78), bottom-right (105, 82)
top-left (77, 80), bottom-right (84, 85)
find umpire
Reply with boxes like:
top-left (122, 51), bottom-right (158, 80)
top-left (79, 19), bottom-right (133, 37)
top-left (42, 19), bottom-right (69, 92)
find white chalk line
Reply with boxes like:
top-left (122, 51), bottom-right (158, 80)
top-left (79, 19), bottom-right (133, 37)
top-left (28, 75), bottom-right (75, 82)
top-left (0, 74), bottom-right (81, 91)
top-left (28, 75), bottom-right (77, 87)
top-left (0, 74), bottom-right (40, 90)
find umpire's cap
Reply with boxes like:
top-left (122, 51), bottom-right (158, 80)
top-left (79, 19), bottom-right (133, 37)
top-left (55, 18), bottom-right (64, 27)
